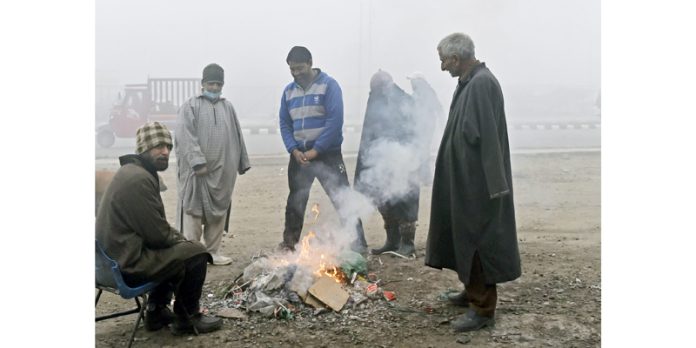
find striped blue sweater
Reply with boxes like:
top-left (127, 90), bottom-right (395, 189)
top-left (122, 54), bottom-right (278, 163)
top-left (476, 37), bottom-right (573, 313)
top-left (279, 70), bottom-right (344, 153)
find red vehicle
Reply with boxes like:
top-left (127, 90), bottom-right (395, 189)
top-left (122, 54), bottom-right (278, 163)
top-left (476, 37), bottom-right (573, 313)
top-left (96, 78), bottom-right (199, 147)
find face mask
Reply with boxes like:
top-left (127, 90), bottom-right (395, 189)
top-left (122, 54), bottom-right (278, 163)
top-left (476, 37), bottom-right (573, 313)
top-left (202, 90), bottom-right (221, 100)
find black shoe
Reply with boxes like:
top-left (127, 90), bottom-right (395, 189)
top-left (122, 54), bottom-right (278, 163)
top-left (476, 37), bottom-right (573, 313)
top-left (350, 241), bottom-right (368, 255)
top-left (450, 309), bottom-right (494, 332)
top-left (353, 222), bottom-right (369, 254)
top-left (394, 243), bottom-right (415, 257)
top-left (370, 224), bottom-right (400, 255)
top-left (277, 242), bottom-right (295, 253)
top-left (394, 222), bottom-right (416, 257)
top-left (144, 304), bottom-right (175, 331)
top-left (171, 313), bottom-right (223, 335)
top-left (447, 290), bottom-right (470, 307)
top-left (370, 242), bottom-right (398, 255)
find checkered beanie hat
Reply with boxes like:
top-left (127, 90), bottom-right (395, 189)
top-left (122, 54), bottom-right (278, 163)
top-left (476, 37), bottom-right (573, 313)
top-left (135, 121), bottom-right (172, 154)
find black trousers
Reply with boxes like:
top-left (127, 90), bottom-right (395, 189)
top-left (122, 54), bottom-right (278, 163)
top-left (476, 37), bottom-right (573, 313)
top-left (123, 253), bottom-right (209, 317)
top-left (377, 188), bottom-right (420, 224)
top-left (282, 151), bottom-right (367, 248)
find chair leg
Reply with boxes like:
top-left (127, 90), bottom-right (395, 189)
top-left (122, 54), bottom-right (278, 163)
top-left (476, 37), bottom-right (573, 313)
top-left (127, 294), bottom-right (147, 348)
top-left (95, 289), bottom-right (103, 307)
top-left (95, 289), bottom-right (143, 321)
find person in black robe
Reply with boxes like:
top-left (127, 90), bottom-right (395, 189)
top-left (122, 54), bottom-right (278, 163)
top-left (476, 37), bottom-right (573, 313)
top-left (426, 33), bottom-right (521, 332)
top-left (354, 70), bottom-right (420, 257)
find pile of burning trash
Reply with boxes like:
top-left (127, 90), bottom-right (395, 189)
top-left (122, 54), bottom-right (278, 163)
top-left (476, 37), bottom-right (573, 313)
top-left (205, 227), bottom-right (396, 321)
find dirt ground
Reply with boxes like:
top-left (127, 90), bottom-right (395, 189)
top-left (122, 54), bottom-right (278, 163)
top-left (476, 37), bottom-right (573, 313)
top-left (95, 150), bottom-right (601, 347)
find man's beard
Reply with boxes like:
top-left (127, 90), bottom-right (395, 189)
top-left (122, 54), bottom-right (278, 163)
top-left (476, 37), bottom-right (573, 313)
top-left (153, 156), bottom-right (169, 171)
top-left (142, 152), bottom-right (169, 171)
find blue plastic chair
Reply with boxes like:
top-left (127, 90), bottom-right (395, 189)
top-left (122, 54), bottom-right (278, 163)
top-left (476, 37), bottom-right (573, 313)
top-left (95, 240), bottom-right (159, 348)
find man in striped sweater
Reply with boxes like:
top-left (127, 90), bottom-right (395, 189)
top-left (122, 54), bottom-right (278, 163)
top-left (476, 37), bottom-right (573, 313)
top-left (278, 46), bottom-right (367, 254)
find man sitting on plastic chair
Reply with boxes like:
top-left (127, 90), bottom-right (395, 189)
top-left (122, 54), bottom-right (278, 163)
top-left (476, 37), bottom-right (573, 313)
top-left (96, 121), bottom-right (223, 335)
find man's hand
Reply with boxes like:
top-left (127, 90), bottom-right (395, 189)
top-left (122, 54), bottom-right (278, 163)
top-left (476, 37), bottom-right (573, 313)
top-left (303, 149), bottom-right (319, 161)
top-left (292, 149), bottom-right (309, 165)
top-left (194, 164), bottom-right (208, 176)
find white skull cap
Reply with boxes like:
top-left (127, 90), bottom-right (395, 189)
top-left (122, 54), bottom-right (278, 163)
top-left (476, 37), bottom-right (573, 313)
top-left (406, 71), bottom-right (425, 80)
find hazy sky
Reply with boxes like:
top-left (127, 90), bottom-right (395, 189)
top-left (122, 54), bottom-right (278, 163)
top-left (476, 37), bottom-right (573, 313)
top-left (96, 0), bottom-right (600, 122)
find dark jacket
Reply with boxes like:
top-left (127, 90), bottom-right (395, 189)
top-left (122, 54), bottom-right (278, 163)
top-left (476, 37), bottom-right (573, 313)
top-left (354, 84), bottom-right (419, 221)
top-left (96, 155), bottom-right (209, 285)
top-left (425, 63), bottom-right (521, 285)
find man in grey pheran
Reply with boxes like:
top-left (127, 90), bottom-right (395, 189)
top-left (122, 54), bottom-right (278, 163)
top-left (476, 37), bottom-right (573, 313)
top-left (425, 33), bottom-right (521, 332)
top-left (175, 63), bottom-right (250, 266)
top-left (354, 70), bottom-right (420, 257)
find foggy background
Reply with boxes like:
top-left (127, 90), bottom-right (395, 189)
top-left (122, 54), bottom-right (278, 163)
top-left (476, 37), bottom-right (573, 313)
top-left (5, 2), bottom-right (690, 344)
top-left (96, 0), bottom-right (600, 155)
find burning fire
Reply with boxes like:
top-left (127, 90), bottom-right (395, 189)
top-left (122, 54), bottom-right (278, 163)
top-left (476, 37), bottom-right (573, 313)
top-left (311, 203), bottom-right (320, 223)
top-left (267, 203), bottom-right (346, 284)
top-left (316, 254), bottom-right (346, 284)
top-left (298, 230), bottom-right (316, 262)
top-left (296, 232), bottom-right (346, 283)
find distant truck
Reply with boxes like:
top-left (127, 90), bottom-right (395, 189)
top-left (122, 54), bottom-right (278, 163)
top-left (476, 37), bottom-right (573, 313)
top-left (96, 78), bottom-right (199, 148)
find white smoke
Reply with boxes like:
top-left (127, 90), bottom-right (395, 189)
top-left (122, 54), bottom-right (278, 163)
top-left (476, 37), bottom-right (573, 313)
top-left (357, 139), bottom-right (423, 205)
top-left (288, 76), bottom-right (444, 252)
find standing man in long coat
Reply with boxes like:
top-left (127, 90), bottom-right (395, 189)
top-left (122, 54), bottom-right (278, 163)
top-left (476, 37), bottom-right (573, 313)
top-left (176, 63), bottom-right (251, 266)
top-left (425, 33), bottom-right (521, 332)
top-left (354, 70), bottom-right (420, 257)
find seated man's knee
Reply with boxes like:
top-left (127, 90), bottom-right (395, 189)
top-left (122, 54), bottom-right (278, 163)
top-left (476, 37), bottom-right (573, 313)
top-left (186, 253), bottom-right (210, 271)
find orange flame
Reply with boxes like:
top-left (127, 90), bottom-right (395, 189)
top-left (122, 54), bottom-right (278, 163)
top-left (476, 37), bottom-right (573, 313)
top-left (298, 230), bottom-right (316, 262)
top-left (311, 203), bottom-right (320, 224)
top-left (316, 254), bottom-right (346, 283)
top-left (295, 231), bottom-right (346, 284)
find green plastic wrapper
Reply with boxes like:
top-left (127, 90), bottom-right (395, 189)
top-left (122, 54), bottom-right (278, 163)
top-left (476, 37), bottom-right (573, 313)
top-left (338, 250), bottom-right (368, 276)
